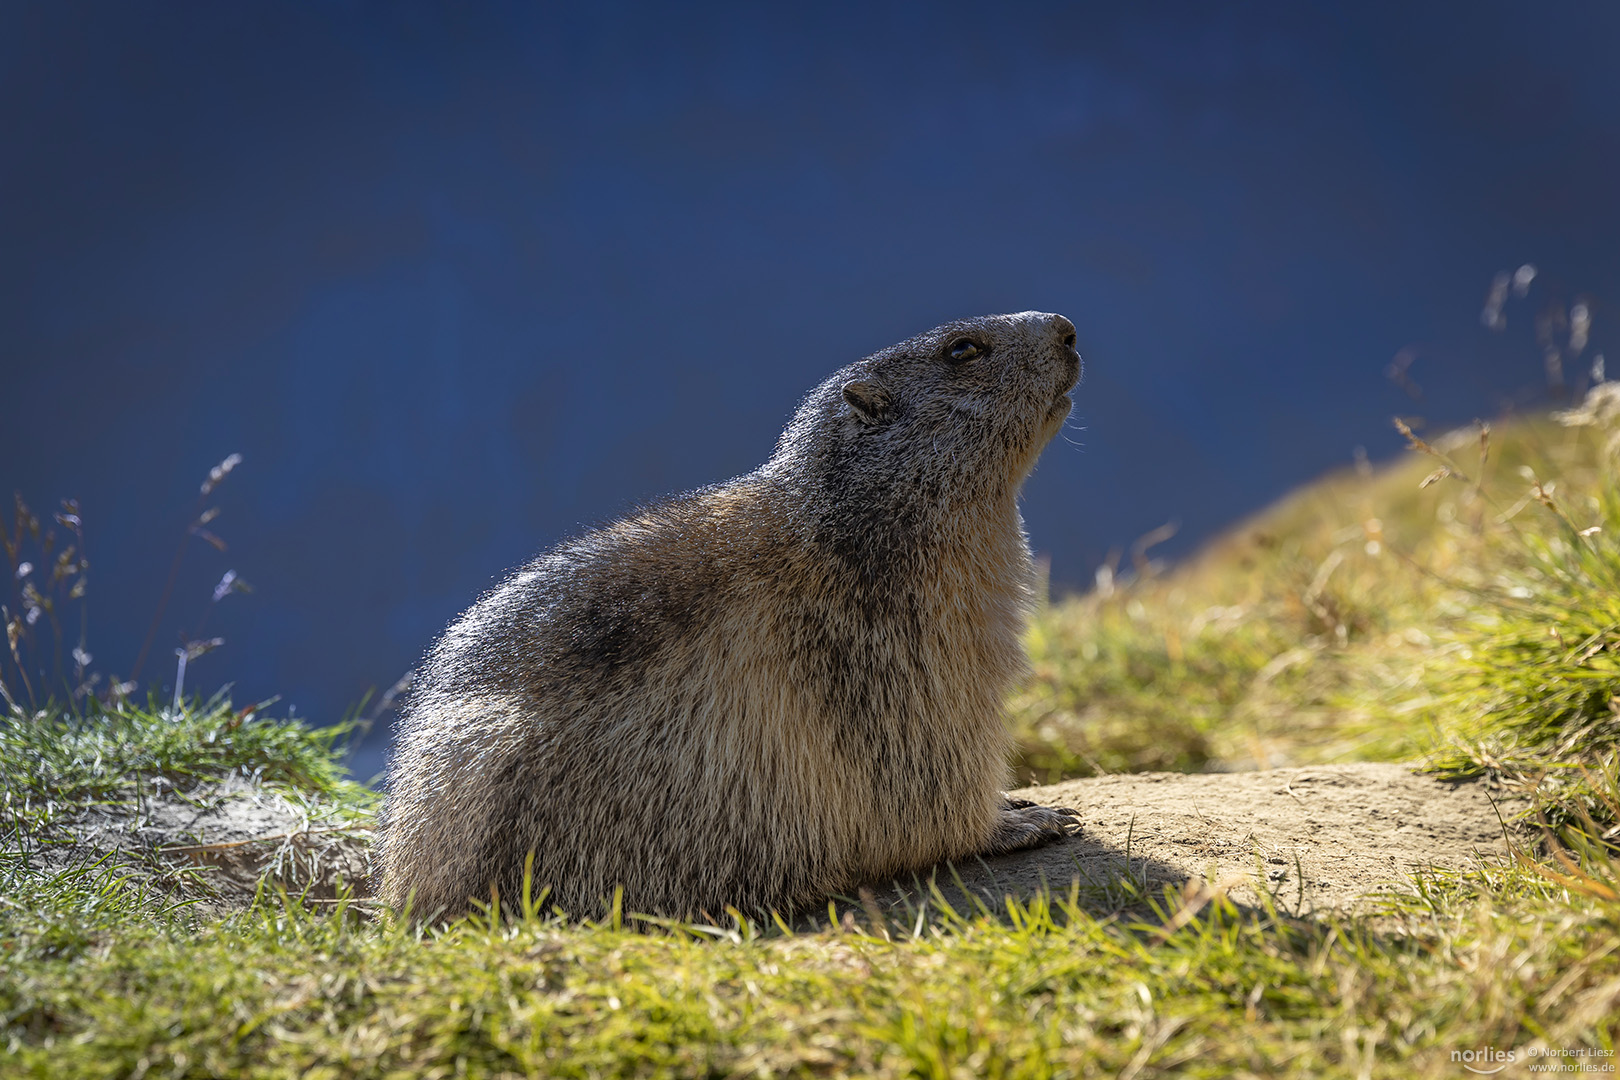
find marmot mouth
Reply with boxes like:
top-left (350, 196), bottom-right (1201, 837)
top-left (1047, 392), bottom-right (1073, 419)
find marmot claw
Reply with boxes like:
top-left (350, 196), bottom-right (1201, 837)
top-left (982, 798), bottom-right (1081, 856)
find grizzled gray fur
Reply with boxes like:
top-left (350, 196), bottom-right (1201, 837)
top-left (377, 311), bottom-right (1084, 921)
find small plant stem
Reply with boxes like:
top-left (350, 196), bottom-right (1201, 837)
top-left (131, 497), bottom-right (204, 683)
top-left (172, 649), bottom-right (187, 713)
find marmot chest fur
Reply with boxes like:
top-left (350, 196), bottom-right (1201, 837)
top-left (378, 310), bottom-right (1083, 921)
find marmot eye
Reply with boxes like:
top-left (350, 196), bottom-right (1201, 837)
top-left (947, 337), bottom-right (984, 363)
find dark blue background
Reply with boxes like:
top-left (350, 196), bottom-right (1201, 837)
top-left (4, 1), bottom-right (1617, 779)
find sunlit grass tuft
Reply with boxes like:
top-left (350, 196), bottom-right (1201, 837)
top-left (0, 695), bottom-right (373, 837)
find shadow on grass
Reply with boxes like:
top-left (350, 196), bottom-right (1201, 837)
top-left (805, 825), bottom-right (1247, 938)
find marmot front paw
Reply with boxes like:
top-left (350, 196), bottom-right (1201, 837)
top-left (981, 797), bottom-right (1081, 856)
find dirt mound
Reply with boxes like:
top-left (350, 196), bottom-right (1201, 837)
top-left (868, 763), bottom-right (1524, 919)
top-left (29, 763), bottom-right (1517, 924)
top-left (32, 775), bottom-right (372, 919)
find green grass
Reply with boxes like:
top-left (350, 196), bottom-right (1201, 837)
top-left (2, 843), bottom-right (1615, 1077)
top-left (1012, 406), bottom-right (1620, 800)
top-left (0, 695), bottom-right (375, 838)
top-left (4, 386), bottom-right (1620, 1076)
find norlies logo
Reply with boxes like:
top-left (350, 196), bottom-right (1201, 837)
top-left (1453, 1047), bottom-right (1516, 1074)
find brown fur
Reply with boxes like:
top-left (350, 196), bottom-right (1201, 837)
top-left (376, 311), bottom-right (1083, 921)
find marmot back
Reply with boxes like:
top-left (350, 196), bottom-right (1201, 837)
top-left (377, 311), bottom-right (1084, 921)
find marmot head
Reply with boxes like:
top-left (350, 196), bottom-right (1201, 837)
top-left (772, 311), bottom-right (1083, 513)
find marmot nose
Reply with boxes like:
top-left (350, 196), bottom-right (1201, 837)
top-left (1049, 314), bottom-right (1077, 350)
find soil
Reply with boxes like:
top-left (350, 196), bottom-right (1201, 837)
top-left (864, 762), bottom-right (1525, 920)
top-left (33, 775), bottom-right (373, 919)
top-left (33, 762), bottom-right (1521, 923)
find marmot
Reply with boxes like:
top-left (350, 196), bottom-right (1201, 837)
top-left (377, 311), bottom-right (1083, 921)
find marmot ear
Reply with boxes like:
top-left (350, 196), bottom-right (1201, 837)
top-left (841, 379), bottom-right (892, 422)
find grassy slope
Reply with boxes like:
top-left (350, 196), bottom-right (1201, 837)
top-left (4, 396), bottom-right (1620, 1077)
top-left (3, 865), bottom-right (1615, 1078)
top-left (1012, 409), bottom-right (1620, 792)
